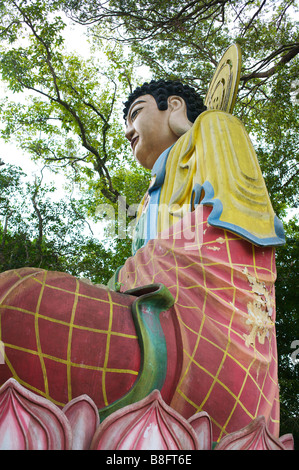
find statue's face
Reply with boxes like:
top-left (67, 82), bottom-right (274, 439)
top-left (125, 94), bottom-right (179, 170)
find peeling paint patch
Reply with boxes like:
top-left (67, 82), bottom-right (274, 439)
top-left (243, 267), bottom-right (274, 348)
top-left (207, 246), bottom-right (220, 251)
top-left (216, 237), bottom-right (226, 244)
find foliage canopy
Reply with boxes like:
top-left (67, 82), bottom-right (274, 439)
top-left (0, 0), bottom-right (298, 447)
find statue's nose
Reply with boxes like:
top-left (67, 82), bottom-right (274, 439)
top-left (125, 122), bottom-right (134, 141)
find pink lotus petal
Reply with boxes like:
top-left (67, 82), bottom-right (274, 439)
top-left (279, 434), bottom-right (294, 450)
top-left (188, 411), bottom-right (212, 450)
top-left (0, 378), bottom-right (72, 450)
top-left (215, 416), bottom-right (286, 450)
top-left (63, 395), bottom-right (100, 450)
top-left (90, 389), bottom-right (199, 450)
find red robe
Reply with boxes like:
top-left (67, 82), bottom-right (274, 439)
top-left (118, 204), bottom-right (280, 441)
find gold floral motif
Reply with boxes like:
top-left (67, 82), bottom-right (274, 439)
top-left (243, 267), bottom-right (274, 347)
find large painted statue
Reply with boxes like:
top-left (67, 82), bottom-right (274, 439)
top-left (0, 45), bottom-right (286, 446)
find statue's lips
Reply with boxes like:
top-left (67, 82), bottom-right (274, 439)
top-left (131, 136), bottom-right (139, 150)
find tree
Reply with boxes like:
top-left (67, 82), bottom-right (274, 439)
top-left (0, 161), bottom-right (129, 283)
top-left (64, 2), bottom-right (299, 92)
top-left (275, 217), bottom-right (299, 442)
top-left (0, 0), bottom-right (150, 209)
top-left (0, 0), bottom-right (151, 272)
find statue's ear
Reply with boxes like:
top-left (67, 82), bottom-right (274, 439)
top-left (168, 96), bottom-right (193, 137)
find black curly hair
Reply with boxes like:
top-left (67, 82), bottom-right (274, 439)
top-left (123, 79), bottom-right (206, 123)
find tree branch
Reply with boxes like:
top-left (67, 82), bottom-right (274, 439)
top-left (31, 176), bottom-right (44, 266)
top-left (281, 167), bottom-right (299, 189)
top-left (243, 0), bottom-right (267, 33)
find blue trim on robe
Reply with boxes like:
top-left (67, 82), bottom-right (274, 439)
top-left (191, 182), bottom-right (285, 246)
top-left (133, 147), bottom-right (285, 253)
top-left (144, 145), bottom-right (173, 245)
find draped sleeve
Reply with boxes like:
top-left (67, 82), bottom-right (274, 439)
top-left (157, 110), bottom-right (285, 246)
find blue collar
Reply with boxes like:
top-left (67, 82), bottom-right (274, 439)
top-left (149, 145), bottom-right (174, 194)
